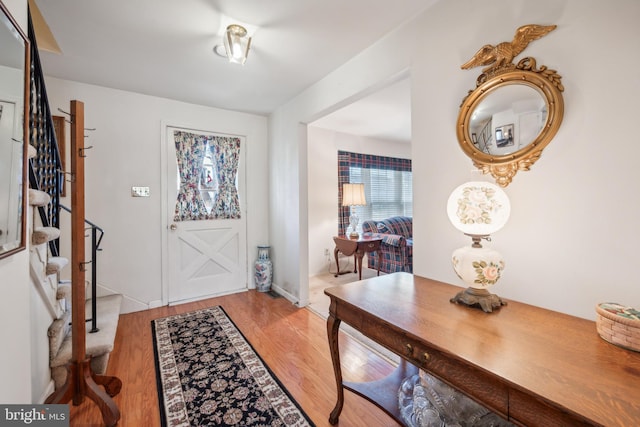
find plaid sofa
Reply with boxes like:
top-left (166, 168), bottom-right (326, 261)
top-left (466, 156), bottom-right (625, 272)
top-left (362, 216), bottom-right (413, 273)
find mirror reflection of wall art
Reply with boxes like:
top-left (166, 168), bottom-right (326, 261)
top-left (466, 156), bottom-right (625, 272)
top-left (457, 24), bottom-right (564, 187)
top-left (495, 124), bottom-right (514, 148)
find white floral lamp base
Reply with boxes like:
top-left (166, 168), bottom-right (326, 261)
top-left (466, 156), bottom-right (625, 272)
top-left (451, 244), bottom-right (506, 312)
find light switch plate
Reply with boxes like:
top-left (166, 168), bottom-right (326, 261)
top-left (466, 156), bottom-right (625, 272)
top-left (131, 186), bottom-right (150, 197)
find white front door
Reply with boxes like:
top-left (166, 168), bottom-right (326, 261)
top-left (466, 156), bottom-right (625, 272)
top-left (163, 126), bottom-right (247, 304)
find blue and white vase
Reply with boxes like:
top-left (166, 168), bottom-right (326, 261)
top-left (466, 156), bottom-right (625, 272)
top-left (254, 245), bottom-right (273, 292)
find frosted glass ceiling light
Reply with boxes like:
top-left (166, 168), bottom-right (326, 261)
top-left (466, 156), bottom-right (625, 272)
top-left (223, 24), bottom-right (251, 65)
top-left (447, 181), bottom-right (511, 312)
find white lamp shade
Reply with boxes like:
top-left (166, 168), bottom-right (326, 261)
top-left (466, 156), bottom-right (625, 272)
top-left (447, 181), bottom-right (510, 236)
top-left (342, 183), bottom-right (366, 206)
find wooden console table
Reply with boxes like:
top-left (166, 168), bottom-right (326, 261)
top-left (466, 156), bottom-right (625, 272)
top-left (325, 273), bottom-right (640, 426)
top-left (333, 235), bottom-right (382, 280)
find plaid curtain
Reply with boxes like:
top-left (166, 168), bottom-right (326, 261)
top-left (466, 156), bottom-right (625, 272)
top-left (337, 150), bottom-right (412, 235)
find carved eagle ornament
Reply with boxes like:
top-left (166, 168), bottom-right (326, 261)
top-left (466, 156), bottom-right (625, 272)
top-left (461, 24), bottom-right (556, 73)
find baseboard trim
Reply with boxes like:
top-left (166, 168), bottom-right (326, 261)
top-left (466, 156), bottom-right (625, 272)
top-left (270, 284), bottom-right (300, 306)
top-left (148, 299), bottom-right (163, 309)
top-left (168, 288), bottom-right (247, 307)
top-left (95, 283), bottom-right (157, 314)
top-left (37, 380), bottom-right (55, 404)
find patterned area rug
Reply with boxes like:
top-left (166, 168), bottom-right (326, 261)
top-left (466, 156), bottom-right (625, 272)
top-left (152, 306), bottom-right (315, 426)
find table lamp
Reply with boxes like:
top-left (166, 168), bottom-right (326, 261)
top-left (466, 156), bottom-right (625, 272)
top-left (342, 183), bottom-right (366, 239)
top-left (447, 181), bottom-right (511, 312)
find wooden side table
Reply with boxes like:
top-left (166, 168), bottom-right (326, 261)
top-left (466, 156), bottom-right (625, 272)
top-left (324, 273), bottom-right (640, 426)
top-left (333, 235), bottom-right (382, 280)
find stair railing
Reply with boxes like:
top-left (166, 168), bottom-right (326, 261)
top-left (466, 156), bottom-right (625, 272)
top-left (28, 9), bottom-right (105, 332)
top-left (28, 11), bottom-right (62, 256)
top-left (60, 205), bottom-right (104, 333)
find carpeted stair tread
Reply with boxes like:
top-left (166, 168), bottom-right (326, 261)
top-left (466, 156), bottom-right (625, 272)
top-left (46, 256), bottom-right (69, 275)
top-left (28, 144), bottom-right (37, 159)
top-left (50, 294), bottom-right (122, 388)
top-left (56, 281), bottom-right (71, 300)
top-left (56, 281), bottom-right (72, 315)
top-left (28, 189), bottom-right (51, 207)
top-left (32, 227), bottom-right (61, 245)
top-left (47, 310), bottom-right (72, 363)
top-left (50, 294), bottom-right (122, 367)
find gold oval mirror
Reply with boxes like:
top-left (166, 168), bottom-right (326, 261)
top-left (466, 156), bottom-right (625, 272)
top-left (456, 25), bottom-right (564, 186)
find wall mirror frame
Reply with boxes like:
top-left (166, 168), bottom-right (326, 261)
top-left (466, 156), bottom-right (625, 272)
top-left (0, 2), bottom-right (30, 260)
top-left (456, 24), bottom-right (564, 187)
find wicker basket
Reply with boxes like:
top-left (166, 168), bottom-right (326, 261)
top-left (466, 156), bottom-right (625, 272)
top-left (595, 303), bottom-right (640, 352)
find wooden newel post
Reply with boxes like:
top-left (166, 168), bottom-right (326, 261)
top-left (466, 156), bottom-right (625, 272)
top-left (71, 99), bottom-right (87, 394)
top-left (45, 100), bottom-right (122, 427)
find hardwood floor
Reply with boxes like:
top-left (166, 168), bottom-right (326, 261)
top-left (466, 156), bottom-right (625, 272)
top-left (69, 290), bottom-right (401, 426)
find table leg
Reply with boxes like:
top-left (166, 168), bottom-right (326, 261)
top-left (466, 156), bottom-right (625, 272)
top-left (356, 253), bottom-right (363, 280)
top-left (377, 250), bottom-right (381, 276)
top-left (327, 312), bottom-right (344, 424)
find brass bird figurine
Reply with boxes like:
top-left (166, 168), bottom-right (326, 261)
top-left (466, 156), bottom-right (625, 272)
top-left (461, 24), bottom-right (557, 73)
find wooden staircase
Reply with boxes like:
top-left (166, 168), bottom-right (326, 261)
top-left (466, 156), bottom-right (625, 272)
top-left (29, 101), bottom-right (122, 425)
top-left (27, 143), bottom-right (123, 392)
top-left (29, 188), bottom-right (66, 319)
top-left (28, 11), bottom-right (122, 425)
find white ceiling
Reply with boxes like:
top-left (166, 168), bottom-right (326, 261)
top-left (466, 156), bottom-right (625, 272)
top-left (310, 77), bottom-right (411, 143)
top-left (33, 0), bottom-right (428, 142)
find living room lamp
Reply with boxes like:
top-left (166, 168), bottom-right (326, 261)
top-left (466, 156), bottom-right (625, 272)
top-left (223, 24), bottom-right (251, 65)
top-left (342, 183), bottom-right (366, 239)
top-left (447, 181), bottom-right (511, 313)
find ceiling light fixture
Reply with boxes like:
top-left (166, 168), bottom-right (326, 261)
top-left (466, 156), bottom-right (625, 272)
top-left (223, 24), bottom-right (251, 65)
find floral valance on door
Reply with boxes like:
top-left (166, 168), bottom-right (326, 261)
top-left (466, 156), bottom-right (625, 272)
top-left (173, 131), bottom-right (241, 221)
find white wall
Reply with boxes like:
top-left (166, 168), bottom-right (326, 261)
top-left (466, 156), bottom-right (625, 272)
top-left (270, 0), bottom-right (640, 320)
top-left (29, 255), bottom-right (55, 403)
top-left (307, 126), bottom-right (411, 276)
top-left (43, 78), bottom-right (269, 313)
top-left (0, 251), bottom-right (31, 402)
top-left (410, 0), bottom-right (640, 320)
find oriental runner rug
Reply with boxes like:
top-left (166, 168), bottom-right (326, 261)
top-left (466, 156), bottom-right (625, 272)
top-left (152, 306), bottom-right (315, 427)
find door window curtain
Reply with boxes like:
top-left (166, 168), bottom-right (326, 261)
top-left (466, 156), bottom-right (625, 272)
top-left (174, 131), bottom-right (241, 221)
top-left (210, 136), bottom-right (241, 219)
top-left (337, 150), bottom-right (412, 236)
top-left (174, 131), bottom-right (209, 221)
